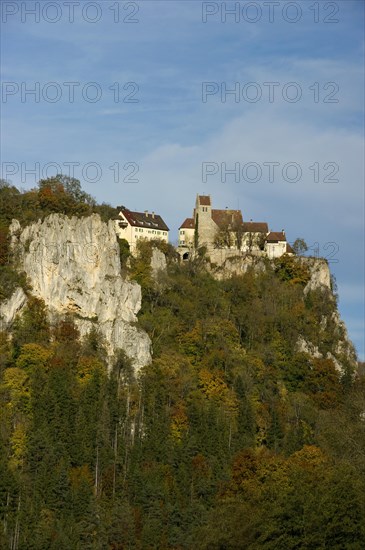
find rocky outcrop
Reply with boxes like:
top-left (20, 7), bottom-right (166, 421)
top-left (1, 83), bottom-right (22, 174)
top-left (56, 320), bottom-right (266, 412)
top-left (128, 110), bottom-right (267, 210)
top-left (296, 336), bottom-right (323, 359)
top-left (206, 251), bottom-right (355, 373)
top-left (301, 257), bottom-right (331, 293)
top-left (208, 252), bottom-right (331, 290)
top-left (151, 248), bottom-right (167, 279)
top-left (295, 336), bottom-right (355, 374)
top-left (0, 287), bottom-right (27, 328)
top-left (296, 317), bottom-right (357, 375)
top-left (7, 214), bottom-right (151, 371)
top-left (207, 251), bottom-right (266, 280)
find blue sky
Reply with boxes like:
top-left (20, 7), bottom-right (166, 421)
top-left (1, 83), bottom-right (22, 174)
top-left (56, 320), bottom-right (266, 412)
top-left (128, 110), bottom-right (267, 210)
top-left (1, 0), bottom-right (364, 358)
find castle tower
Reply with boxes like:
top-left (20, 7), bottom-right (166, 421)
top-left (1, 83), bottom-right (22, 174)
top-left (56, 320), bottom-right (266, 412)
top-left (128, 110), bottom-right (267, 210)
top-left (193, 195), bottom-right (217, 248)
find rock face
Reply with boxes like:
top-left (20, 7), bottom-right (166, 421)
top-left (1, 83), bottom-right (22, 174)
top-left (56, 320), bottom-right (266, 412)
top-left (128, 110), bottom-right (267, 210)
top-left (7, 214), bottom-right (151, 371)
top-left (150, 248), bottom-right (167, 278)
top-left (0, 287), bottom-right (27, 328)
top-left (301, 257), bottom-right (331, 293)
top-left (205, 252), bottom-right (356, 373)
top-left (209, 253), bottom-right (332, 290)
top-left (296, 335), bottom-right (356, 375)
top-left (296, 336), bottom-right (323, 359)
top-left (209, 252), bottom-right (266, 280)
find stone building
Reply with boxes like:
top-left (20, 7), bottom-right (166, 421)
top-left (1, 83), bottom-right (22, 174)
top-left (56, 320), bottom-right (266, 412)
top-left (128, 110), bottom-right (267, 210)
top-left (266, 231), bottom-right (294, 259)
top-left (178, 195), bottom-right (293, 261)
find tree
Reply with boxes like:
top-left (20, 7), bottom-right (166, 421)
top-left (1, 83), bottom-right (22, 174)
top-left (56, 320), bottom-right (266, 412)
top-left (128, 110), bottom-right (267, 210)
top-left (304, 357), bottom-right (343, 409)
top-left (16, 343), bottom-right (52, 371)
top-left (232, 220), bottom-right (244, 250)
top-left (213, 220), bottom-right (232, 249)
top-left (292, 238), bottom-right (308, 255)
top-left (0, 224), bottom-right (9, 266)
top-left (52, 174), bottom-right (95, 206)
top-left (118, 238), bottom-right (130, 269)
top-left (12, 297), bottom-right (50, 349)
top-left (37, 176), bottom-right (94, 217)
top-left (194, 213), bottom-right (199, 249)
top-left (274, 254), bottom-right (310, 285)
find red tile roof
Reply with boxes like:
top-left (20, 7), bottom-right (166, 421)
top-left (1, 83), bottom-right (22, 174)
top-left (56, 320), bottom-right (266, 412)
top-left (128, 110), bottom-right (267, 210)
top-left (286, 243), bottom-right (294, 254)
top-left (198, 195), bottom-right (211, 206)
top-left (211, 209), bottom-right (243, 227)
top-left (241, 222), bottom-right (268, 233)
top-left (180, 217), bottom-right (195, 230)
top-left (120, 208), bottom-right (169, 231)
top-left (180, 212), bottom-right (268, 233)
top-left (266, 231), bottom-right (286, 243)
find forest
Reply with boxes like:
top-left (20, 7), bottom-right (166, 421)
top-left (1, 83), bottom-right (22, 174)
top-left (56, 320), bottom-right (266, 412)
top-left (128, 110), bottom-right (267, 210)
top-left (0, 178), bottom-right (364, 549)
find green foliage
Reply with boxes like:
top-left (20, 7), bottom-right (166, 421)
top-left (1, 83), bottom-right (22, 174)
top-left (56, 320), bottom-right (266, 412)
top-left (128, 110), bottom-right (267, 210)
top-left (196, 446), bottom-right (365, 549)
top-left (16, 343), bottom-right (52, 371)
top-left (0, 224), bottom-right (10, 266)
top-left (0, 266), bottom-right (28, 301)
top-left (129, 239), bottom-right (154, 294)
top-left (149, 238), bottom-right (179, 262)
top-left (0, 176), bottom-right (109, 230)
top-left (49, 174), bottom-right (95, 206)
top-left (0, 216), bottom-right (30, 301)
top-left (194, 212), bottom-right (199, 249)
top-left (0, 231), bottom-right (362, 548)
top-left (93, 202), bottom-right (119, 222)
top-left (12, 297), bottom-right (50, 350)
top-left (37, 176), bottom-right (93, 217)
top-left (274, 254), bottom-right (310, 285)
top-left (117, 237), bottom-right (130, 269)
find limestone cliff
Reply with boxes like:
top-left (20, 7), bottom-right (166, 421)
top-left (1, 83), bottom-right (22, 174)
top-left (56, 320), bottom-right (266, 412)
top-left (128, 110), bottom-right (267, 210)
top-left (300, 257), bottom-right (331, 293)
top-left (150, 247), bottom-right (167, 278)
top-left (208, 252), bottom-right (331, 290)
top-left (2, 214), bottom-right (151, 371)
top-left (0, 287), bottom-right (27, 327)
top-left (205, 252), bottom-right (356, 372)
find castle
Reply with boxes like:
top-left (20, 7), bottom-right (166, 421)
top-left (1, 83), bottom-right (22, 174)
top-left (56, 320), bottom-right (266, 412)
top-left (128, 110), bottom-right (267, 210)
top-left (178, 195), bottom-right (293, 261)
top-left (114, 195), bottom-right (294, 260)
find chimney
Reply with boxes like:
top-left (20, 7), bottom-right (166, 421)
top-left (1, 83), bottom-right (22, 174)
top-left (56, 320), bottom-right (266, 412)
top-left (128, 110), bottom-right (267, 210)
top-left (145, 210), bottom-right (148, 217)
top-left (152, 211), bottom-right (155, 218)
top-left (282, 229), bottom-right (285, 237)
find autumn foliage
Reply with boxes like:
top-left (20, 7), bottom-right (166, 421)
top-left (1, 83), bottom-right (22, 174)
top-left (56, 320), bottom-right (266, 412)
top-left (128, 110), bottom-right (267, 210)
top-left (0, 184), bottom-right (364, 548)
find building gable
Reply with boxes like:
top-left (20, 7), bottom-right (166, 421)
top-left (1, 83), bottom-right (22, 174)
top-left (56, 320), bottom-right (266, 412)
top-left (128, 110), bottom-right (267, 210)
top-left (266, 231), bottom-right (286, 243)
top-left (180, 218), bottom-right (195, 230)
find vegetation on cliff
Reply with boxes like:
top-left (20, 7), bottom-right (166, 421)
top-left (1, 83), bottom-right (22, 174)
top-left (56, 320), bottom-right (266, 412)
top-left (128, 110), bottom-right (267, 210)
top-left (0, 178), bottom-right (364, 549)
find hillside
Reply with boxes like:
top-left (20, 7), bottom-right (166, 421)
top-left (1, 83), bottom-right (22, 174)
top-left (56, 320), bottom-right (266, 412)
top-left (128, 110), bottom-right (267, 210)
top-left (0, 179), bottom-right (364, 549)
